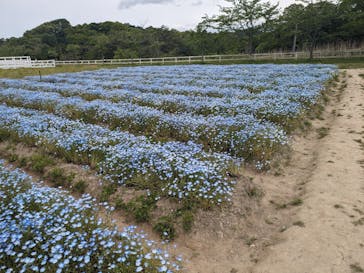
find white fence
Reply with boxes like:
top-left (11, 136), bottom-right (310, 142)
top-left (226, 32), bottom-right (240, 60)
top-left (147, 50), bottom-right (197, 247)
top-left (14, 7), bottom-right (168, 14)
top-left (0, 56), bottom-right (55, 69)
top-left (30, 59), bottom-right (56, 68)
top-left (0, 56), bottom-right (32, 69)
top-left (2, 49), bottom-right (363, 69)
top-left (56, 48), bottom-right (364, 66)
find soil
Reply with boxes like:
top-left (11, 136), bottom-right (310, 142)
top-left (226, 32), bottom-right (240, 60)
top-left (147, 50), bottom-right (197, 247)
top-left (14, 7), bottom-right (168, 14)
top-left (177, 69), bottom-right (364, 273)
top-left (252, 70), bottom-right (364, 273)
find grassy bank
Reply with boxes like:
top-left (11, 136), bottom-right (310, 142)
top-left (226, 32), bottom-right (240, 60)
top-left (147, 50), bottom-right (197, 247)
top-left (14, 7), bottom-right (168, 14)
top-left (0, 64), bottom-right (120, 79)
top-left (216, 57), bottom-right (364, 69)
top-left (0, 57), bottom-right (363, 79)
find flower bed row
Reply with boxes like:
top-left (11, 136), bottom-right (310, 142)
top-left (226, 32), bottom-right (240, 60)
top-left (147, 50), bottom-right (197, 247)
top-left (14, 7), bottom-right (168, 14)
top-left (22, 64), bottom-right (336, 99)
top-left (1, 79), bottom-right (305, 121)
top-left (0, 161), bottom-right (180, 273)
top-left (1, 65), bottom-right (336, 115)
top-left (0, 87), bottom-right (288, 161)
top-left (0, 105), bottom-right (233, 204)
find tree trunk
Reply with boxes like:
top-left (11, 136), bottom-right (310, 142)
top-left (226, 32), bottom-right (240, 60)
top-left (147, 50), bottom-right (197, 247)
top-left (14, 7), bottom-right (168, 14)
top-left (292, 24), bottom-right (298, 52)
top-left (247, 30), bottom-right (254, 55)
top-left (309, 37), bottom-right (318, 59)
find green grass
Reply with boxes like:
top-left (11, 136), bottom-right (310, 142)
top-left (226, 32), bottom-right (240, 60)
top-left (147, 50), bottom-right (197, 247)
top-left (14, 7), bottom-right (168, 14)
top-left (181, 211), bottom-right (194, 232)
top-left (99, 183), bottom-right (118, 202)
top-left (0, 57), bottom-right (363, 79)
top-left (317, 127), bottom-right (330, 139)
top-left (289, 198), bottom-right (303, 206)
top-left (28, 154), bottom-right (54, 173)
top-left (72, 179), bottom-right (87, 194)
top-left (46, 167), bottom-right (75, 188)
top-left (351, 263), bottom-right (364, 273)
top-left (0, 65), bottom-right (120, 79)
top-left (209, 57), bottom-right (364, 68)
top-left (153, 216), bottom-right (176, 240)
top-left (292, 220), bottom-right (305, 227)
top-left (123, 195), bottom-right (157, 223)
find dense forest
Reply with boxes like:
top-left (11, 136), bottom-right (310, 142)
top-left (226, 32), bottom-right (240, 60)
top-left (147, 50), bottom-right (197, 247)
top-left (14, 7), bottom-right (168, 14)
top-left (0, 0), bottom-right (363, 60)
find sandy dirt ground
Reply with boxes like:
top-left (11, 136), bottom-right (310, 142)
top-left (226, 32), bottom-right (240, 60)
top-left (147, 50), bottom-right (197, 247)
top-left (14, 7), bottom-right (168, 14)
top-left (253, 70), bottom-right (364, 273)
top-left (179, 69), bottom-right (364, 273)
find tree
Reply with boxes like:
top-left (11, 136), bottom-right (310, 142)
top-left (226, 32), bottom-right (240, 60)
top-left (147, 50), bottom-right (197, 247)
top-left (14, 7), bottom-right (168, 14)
top-left (65, 44), bottom-right (82, 60)
top-left (200, 0), bottom-right (279, 54)
top-left (297, 1), bottom-right (338, 58)
top-left (23, 19), bottom-right (71, 59)
top-left (338, 0), bottom-right (364, 41)
top-left (280, 4), bottom-right (305, 52)
top-left (113, 48), bottom-right (138, 59)
top-left (0, 11), bottom-right (362, 60)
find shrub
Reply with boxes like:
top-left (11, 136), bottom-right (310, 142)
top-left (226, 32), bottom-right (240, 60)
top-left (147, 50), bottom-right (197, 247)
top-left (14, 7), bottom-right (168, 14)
top-left (73, 179), bottom-right (87, 194)
top-left (99, 183), bottom-right (117, 202)
top-left (29, 154), bottom-right (54, 173)
top-left (18, 157), bottom-right (27, 167)
top-left (8, 154), bottom-right (18, 163)
top-left (0, 128), bottom-right (10, 141)
top-left (46, 167), bottom-right (75, 188)
top-left (153, 216), bottom-right (176, 240)
top-left (124, 195), bottom-right (156, 223)
top-left (114, 197), bottom-right (126, 211)
top-left (181, 211), bottom-right (194, 232)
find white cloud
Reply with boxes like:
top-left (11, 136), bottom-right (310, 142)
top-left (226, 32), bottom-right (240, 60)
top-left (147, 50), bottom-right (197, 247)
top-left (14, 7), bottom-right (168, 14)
top-left (119, 0), bottom-right (175, 9)
top-left (191, 1), bottom-right (203, 6)
top-left (0, 0), bottom-right (295, 38)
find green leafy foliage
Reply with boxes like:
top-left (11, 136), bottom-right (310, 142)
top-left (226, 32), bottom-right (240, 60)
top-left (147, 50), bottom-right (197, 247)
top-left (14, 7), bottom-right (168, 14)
top-left (0, 1), bottom-right (361, 61)
top-left (124, 195), bottom-right (157, 223)
top-left (29, 154), bottom-right (54, 173)
top-left (46, 167), bottom-right (75, 188)
top-left (153, 216), bottom-right (176, 241)
top-left (73, 179), bottom-right (87, 194)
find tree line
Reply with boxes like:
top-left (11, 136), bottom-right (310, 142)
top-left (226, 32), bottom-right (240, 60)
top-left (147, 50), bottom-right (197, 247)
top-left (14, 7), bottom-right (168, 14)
top-left (0, 0), bottom-right (362, 60)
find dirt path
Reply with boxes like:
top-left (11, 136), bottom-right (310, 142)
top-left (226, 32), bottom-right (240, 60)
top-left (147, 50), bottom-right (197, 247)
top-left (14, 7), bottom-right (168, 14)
top-left (253, 69), bottom-right (364, 273)
top-left (177, 69), bottom-right (364, 273)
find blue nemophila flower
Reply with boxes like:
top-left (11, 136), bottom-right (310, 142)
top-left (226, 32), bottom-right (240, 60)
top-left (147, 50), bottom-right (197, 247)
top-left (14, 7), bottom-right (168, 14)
top-left (0, 162), bottom-right (181, 272)
top-left (0, 64), bottom-right (336, 201)
top-left (0, 64), bottom-right (335, 159)
top-left (0, 104), bottom-right (234, 204)
top-left (4, 64), bottom-right (335, 102)
top-left (0, 85), bottom-right (289, 158)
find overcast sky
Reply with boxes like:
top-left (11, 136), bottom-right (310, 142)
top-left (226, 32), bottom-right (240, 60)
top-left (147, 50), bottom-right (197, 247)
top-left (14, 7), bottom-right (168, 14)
top-left (0, 0), bottom-right (296, 39)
